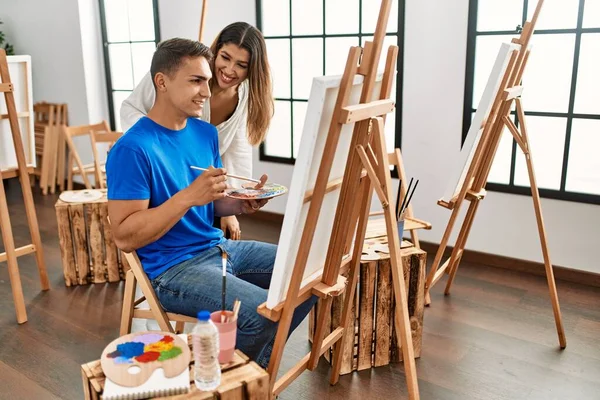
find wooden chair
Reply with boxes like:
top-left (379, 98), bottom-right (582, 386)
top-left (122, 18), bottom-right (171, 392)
top-left (32, 102), bottom-right (67, 194)
top-left (120, 250), bottom-right (196, 336)
top-left (63, 121), bottom-right (111, 190)
top-left (90, 130), bottom-right (122, 189)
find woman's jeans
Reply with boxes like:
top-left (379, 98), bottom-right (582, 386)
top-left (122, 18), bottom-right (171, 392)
top-left (151, 239), bottom-right (317, 368)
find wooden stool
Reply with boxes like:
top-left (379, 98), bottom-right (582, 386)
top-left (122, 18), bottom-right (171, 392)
top-left (55, 189), bottom-right (129, 286)
top-left (81, 340), bottom-right (269, 400)
top-left (308, 237), bottom-right (426, 374)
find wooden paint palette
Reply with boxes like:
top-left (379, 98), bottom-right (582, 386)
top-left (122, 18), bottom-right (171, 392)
top-left (100, 331), bottom-right (190, 387)
top-left (226, 182), bottom-right (288, 200)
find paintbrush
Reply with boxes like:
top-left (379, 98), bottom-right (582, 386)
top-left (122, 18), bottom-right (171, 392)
top-left (401, 179), bottom-right (419, 215)
top-left (190, 165), bottom-right (261, 184)
top-left (395, 179), bottom-right (402, 220)
top-left (221, 251), bottom-right (227, 323)
top-left (227, 299), bottom-right (241, 323)
top-left (398, 177), bottom-right (414, 220)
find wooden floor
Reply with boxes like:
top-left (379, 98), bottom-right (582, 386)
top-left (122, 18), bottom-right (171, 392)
top-left (1, 178), bottom-right (599, 400)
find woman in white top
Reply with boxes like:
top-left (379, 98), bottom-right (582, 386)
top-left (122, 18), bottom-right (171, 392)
top-left (120, 22), bottom-right (274, 240)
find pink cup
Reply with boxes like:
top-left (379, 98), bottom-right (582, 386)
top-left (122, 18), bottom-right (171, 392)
top-left (210, 310), bottom-right (237, 364)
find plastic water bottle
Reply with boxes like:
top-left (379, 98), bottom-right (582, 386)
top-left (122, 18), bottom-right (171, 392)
top-left (192, 310), bottom-right (221, 391)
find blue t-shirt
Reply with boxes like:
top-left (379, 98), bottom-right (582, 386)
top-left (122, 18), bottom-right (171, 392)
top-left (106, 116), bottom-right (224, 279)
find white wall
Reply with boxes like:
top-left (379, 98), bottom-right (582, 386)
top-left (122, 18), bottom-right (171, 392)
top-left (0, 0), bottom-right (90, 125)
top-left (253, 0), bottom-right (600, 274)
top-left (158, 0), bottom-right (256, 45)
top-left (0, 0), bottom-right (109, 185)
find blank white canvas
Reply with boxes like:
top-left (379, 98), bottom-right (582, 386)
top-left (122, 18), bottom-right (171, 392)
top-left (0, 55), bottom-right (35, 171)
top-left (267, 72), bottom-right (384, 309)
top-left (441, 42), bottom-right (521, 203)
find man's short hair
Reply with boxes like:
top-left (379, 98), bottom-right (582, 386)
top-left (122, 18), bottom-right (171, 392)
top-left (150, 38), bottom-right (213, 88)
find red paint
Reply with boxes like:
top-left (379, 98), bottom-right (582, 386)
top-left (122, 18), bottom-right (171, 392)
top-left (160, 335), bottom-right (174, 343)
top-left (135, 351), bottom-right (160, 363)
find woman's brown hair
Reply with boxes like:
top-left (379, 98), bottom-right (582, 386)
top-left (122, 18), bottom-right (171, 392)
top-left (210, 22), bottom-right (274, 146)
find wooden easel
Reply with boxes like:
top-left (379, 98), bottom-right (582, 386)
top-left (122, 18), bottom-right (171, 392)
top-left (256, 1), bottom-right (420, 399)
top-left (0, 49), bottom-right (49, 323)
top-left (424, 0), bottom-right (566, 349)
top-left (198, 0), bottom-right (208, 42)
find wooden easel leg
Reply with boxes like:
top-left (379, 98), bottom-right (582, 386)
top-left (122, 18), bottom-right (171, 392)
top-left (444, 199), bottom-right (480, 295)
top-left (525, 154), bottom-right (567, 349)
top-left (372, 118), bottom-right (419, 399)
top-left (267, 308), bottom-right (295, 398)
top-left (0, 176), bottom-right (28, 323)
top-left (424, 201), bottom-right (463, 305)
top-left (18, 169), bottom-right (50, 290)
top-left (308, 296), bottom-right (333, 370)
top-left (330, 175), bottom-right (373, 385)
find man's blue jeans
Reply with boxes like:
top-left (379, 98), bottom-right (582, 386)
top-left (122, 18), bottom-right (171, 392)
top-left (151, 239), bottom-right (317, 368)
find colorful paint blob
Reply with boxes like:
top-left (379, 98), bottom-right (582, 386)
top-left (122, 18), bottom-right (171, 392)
top-left (226, 182), bottom-right (288, 200)
top-left (106, 334), bottom-right (183, 364)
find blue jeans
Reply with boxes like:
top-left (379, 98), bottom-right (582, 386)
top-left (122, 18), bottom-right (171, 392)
top-left (151, 239), bottom-right (317, 368)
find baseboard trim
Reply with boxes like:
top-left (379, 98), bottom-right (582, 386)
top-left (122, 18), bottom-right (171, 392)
top-left (253, 211), bottom-right (600, 288)
top-left (418, 241), bottom-right (600, 289)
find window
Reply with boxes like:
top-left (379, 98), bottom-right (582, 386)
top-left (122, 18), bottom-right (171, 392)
top-left (99, 0), bottom-right (160, 131)
top-left (257, 0), bottom-right (404, 164)
top-left (464, 0), bottom-right (600, 204)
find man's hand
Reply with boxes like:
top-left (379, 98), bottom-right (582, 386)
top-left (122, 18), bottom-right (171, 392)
top-left (240, 198), bottom-right (269, 214)
top-left (184, 167), bottom-right (228, 207)
top-left (220, 215), bottom-right (241, 240)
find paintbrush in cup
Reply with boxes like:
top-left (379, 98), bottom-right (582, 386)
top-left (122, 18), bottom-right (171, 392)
top-left (221, 251), bottom-right (227, 323)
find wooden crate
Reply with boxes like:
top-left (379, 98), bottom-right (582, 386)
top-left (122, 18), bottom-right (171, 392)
top-left (308, 239), bottom-right (426, 374)
top-left (81, 337), bottom-right (269, 400)
top-left (55, 189), bottom-right (129, 286)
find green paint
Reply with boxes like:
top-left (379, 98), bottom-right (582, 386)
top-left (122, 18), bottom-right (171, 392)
top-left (158, 346), bottom-right (183, 361)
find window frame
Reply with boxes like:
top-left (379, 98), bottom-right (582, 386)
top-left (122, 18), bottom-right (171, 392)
top-left (98, 0), bottom-right (161, 131)
top-left (256, 0), bottom-right (406, 166)
top-left (463, 0), bottom-right (600, 205)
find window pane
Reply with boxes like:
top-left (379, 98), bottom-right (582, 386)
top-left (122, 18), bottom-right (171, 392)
top-left (113, 91), bottom-right (132, 132)
top-left (566, 119), bottom-right (600, 195)
top-left (473, 35), bottom-right (516, 109)
top-left (583, 0), bottom-right (600, 28)
top-left (109, 43), bottom-right (134, 90)
top-left (131, 42), bottom-right (156, 87)
top-left (477, 0), bottom-right (523, 32)
top-left (292, 101), bottom-right (308, 157)
top-left (527, 0), bottom-right (579, 30)
top-left (325, 36), bottom-right (360, 76)
top-left (574, 33), bottom-right (600, 114)
top-left (521, 34), bottom-right (575, 113)
top-left (292, 38), bottom-right (323, 99)
top-left (361, 35), bottom-right (399, 74)
top-left (266, 39), bottom-right (291, 99)
top-left (326, 0), bottom-right (359, 34)
top-left (264, 101), bottom-right (292, 158)
top-left (487, 123), bottom-right (514, 185)
top-left (127, 0), bottom-right (155, 41)
top-left (261, 0), bottom-right (290, 36)
top-left (362, 0), bottom-right (398, 34)
top-left (292, 0), bottom-right (323, 35)
top-left (104, 0), bottom-right (130, 42)
top-left (513, 116), bottom-right (566, 190)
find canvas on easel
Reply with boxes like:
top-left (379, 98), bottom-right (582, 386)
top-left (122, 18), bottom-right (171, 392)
top-left (424, 0), bottom-right (566, 349)
top-left (0, 49), bottom-right (49, 324)
top-left (256, 1), bottom-right (420, 399)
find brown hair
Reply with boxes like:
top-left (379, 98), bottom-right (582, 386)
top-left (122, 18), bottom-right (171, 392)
top-left (150, 38), bottom-right (213, 88)
top-left (210, 22), bottom-right (274, 146)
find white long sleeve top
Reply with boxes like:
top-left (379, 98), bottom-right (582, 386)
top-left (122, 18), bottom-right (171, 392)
top-left (120, 72), bottom-right (252, 188)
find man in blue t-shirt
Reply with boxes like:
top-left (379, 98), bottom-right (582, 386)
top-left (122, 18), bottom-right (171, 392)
top-left (106, 38), bottom-right (315, 369)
